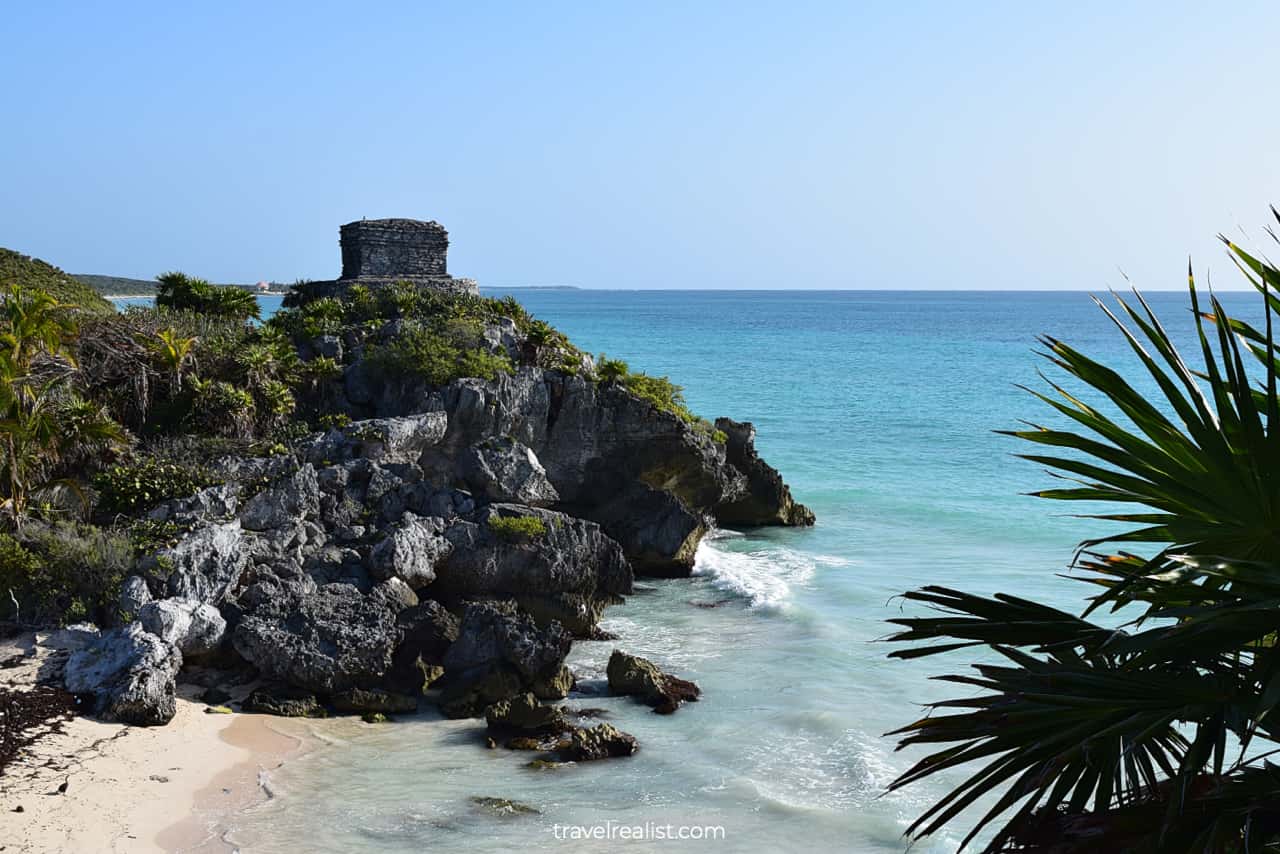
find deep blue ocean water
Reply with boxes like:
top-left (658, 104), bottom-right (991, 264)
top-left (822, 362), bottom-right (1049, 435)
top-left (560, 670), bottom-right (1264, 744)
top-left (117, 289), bottom-right (1266, 852)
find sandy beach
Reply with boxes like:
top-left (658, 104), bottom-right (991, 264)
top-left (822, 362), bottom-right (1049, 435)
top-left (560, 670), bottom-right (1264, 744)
top-left (0, 633), bottom-right (303, 854)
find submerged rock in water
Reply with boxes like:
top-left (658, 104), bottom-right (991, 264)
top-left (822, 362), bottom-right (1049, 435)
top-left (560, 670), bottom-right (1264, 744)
top-left (564, 723), bottom-right (639, 761)
top-left (470, 796), bottom-right (540, 816)
top-left (606, 650), bottom-right (701, 714)
top-left (64, 623), bottom-right (181, 726)
top-left (484, 692), bottom-right (568, 733)
top-left (331, 687), bottom-right (418, 715)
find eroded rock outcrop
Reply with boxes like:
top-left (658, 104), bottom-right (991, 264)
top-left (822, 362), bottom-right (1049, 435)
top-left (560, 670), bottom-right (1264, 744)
top-left (138, 598), bottom-right (226, 658)
top-left (438, 600), bottom-right (571, 718)
top-left (232, 582), bottom-right (407, 694)
top-left (607, 650), bottom-right (701, 714)
top-left (64, 623), bottom-right (181, 726)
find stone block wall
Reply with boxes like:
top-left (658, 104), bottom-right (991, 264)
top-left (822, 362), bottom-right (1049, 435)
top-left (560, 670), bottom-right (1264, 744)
top-left (340, 219), bottom-right (449, 279)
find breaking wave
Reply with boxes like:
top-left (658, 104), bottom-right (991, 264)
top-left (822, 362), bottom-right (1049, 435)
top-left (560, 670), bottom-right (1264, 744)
top-left (691, 533), bottom-right (846, 611)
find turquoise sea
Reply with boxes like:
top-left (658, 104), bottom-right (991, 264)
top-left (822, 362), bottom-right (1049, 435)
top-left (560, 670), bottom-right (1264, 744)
top-left (118, 289), bottom-right (1266, 852)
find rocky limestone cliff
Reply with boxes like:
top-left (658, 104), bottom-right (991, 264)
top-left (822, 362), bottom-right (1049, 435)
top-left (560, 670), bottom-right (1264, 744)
top-left (60, 283), bottom-right (812, 733)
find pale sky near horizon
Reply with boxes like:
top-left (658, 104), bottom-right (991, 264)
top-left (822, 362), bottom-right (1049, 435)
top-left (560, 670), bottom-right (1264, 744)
top-left (4, 2), bottom-right (1279, 290)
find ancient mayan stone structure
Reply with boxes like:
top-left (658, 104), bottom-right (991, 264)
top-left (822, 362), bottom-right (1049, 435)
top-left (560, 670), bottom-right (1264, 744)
top-left (315, 217), bottom-right (478, 296)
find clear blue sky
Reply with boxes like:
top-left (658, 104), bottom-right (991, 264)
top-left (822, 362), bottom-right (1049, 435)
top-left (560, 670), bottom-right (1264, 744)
top-left (4, 1), bottom-right (1278, 289)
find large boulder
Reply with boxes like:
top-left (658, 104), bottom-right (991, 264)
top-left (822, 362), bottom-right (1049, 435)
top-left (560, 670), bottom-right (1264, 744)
top-left (439, 600), bottom-right (571, 718)
top-left (565, 723), bottom-right (639, 761)
top-left (232, 582), bottom-right (407, 694)
top-left (301, 413), bottom-right (448, 466)
top-left (159, 521), bottom-right (249, 604)
top-left (64, 623), bottom-right (181, 726)
top-left (240, 464), bottom-right (321, 531)
top-left (712, 418), bottom-right (815, 527)
top-left (138, 598), bottom-right (226, 657)
top-left (434, 505), bottom-right (631, 599)
top-left (589, 484), bottom-right (706, 577)
top-left (367, 513), bottom-right (452, 588)
top-left (459, 437), bottom-right (559, 506)
top-left (444, 600), bottom-right (571, 683)
top-left (607, 650), bottom-right (701, 714)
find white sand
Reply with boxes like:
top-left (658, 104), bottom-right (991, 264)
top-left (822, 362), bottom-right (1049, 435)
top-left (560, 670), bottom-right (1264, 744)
top-left (0, 632), bottom-right (303, 854)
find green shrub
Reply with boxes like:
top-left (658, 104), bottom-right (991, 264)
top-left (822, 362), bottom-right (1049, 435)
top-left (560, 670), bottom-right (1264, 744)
top-left (189, 378), bottom-right (255, 438)
top-left (0, 523), bottom-right (133, 625)
top-left (318, 412), bottom-right (352, 430)
top-left (93, 457), bottom-right (219, 515)
top-left (596, 356), bottom-right (629, 383)
top-left (367, 320), bottom-right (512, 386)
top-left (621, 372), bottom-right (696, 422)
top-left (125, 518), bottom-right (189, 555)
top-left (487, 515), bottom-right (548, 542)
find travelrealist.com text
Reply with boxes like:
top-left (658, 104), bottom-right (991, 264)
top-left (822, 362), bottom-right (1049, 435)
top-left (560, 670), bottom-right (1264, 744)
top-left (551, 821), bottom-right (728, 842)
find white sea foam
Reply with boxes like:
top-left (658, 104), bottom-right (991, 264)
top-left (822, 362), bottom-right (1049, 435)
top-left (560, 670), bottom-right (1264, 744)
top-left (691, 536), bottom-right (840, 611)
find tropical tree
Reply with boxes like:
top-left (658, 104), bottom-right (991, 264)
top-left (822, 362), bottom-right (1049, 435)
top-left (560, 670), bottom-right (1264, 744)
top-left (0, 285), bottom-right (77, 373)
top-left (149, 327), bottom-right (197, 393)
top-left (156, 271), bottom-right (260, 322)
top-left (886, 220), bottom-right (1280, 852)
top-left (0, 285), bottom-right (128, 523)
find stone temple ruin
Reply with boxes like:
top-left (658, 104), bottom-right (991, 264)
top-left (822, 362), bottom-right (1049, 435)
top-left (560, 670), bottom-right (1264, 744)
top-left (316, 218), bottom-right (478, 296)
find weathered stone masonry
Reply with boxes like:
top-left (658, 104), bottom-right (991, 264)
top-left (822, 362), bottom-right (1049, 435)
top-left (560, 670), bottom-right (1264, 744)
top-left (308, 217), bottom-right (479, 297)
top-left (341, 218), bottom-right (449, 279)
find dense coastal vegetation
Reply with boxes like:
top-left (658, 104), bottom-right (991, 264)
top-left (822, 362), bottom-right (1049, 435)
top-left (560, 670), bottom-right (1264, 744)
top-left (0, 259), bottom-right (722, 626)
top-left (888, 220), bottom-right (1280, 851)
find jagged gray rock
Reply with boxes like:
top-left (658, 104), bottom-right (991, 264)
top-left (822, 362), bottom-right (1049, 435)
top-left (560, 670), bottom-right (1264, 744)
top-left (713, 418), bottom-right (815, 526)
top-left (160, 521), bottom-right (248, 604)
top-left (138, 598), bottom-right (226, 657)
top-left (232, 582), bottom-right (407, 694)
top-left (64, 623), bottom-right (181, 726)
top-left (434, 505), bottom-right (631, 600)
top-left (387, 600), bottom-right (459, 695)
top-left (444, 600), bottom-right (572, 683)
top-left (301, 413), bottom-right (447, 467)
top-left (459, 437), bottom-right (559, 506)
top-left (147, 484), bottom-right (239, 525)
top-left (366, 512), bottom-right (451, 588)
top-left (438, 600), bottom-right (572, 718)
top-left (240, 464), bottom-right (320, 531)
top-left (118, 575), bottom-right (152, 617)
